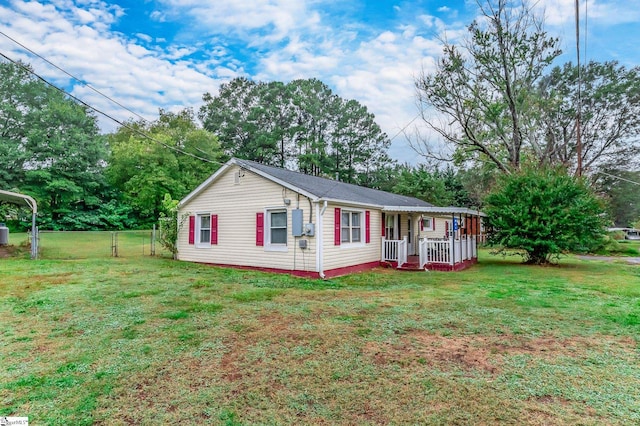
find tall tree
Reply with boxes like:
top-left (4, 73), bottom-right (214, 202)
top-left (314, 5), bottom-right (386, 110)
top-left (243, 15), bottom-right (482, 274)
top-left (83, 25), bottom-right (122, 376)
top-left (391, 164), bottom-right (475, 207)
top-left (415, 0), bottom-right (561, 173)
top-left (199, 77), bottom-right (394, 184)
top-left (107, 109), bottom-right (222, 221)
top-left (537, 61), bottom-right (640, 174)
top-left (0, 60), bottom-right (109, 229)
top-left (596, 169), bottom-right (640, 227)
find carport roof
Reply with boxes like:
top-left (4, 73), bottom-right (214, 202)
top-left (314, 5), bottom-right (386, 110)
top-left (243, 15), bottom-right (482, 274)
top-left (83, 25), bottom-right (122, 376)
top-left (0, 189), bottom-right (38, 213)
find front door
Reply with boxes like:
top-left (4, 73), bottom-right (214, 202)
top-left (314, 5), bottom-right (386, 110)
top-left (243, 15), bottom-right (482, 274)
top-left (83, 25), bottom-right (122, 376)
top-left (407, 218), bottom-right (415, 255)
top-left (385, 214), bottom-right (397, 240)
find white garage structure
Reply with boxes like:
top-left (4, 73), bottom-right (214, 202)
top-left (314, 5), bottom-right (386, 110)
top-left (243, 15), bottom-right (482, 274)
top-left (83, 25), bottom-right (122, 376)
top-left (0, 189), bottom-right (38, 259)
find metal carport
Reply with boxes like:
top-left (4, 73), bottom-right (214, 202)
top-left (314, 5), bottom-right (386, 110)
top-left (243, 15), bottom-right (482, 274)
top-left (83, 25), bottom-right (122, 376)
top-left (0, 189), bottom-right (38, 259)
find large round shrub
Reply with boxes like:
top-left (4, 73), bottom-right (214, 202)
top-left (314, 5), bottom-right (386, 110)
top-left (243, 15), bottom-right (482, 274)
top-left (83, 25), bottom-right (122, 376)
top-left (484, 167), bottom-right (608, 264)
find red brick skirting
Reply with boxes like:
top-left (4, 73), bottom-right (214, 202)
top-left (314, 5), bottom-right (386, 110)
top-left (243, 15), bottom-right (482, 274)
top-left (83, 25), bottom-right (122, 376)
top-left (186, 258), bottom-right (477, 279)
top-left (186, 260), bottom-right (382, 279)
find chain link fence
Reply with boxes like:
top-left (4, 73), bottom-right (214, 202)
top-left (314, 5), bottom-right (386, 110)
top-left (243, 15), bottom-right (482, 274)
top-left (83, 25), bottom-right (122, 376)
top-left (32, 229), bottom-right (168, 260)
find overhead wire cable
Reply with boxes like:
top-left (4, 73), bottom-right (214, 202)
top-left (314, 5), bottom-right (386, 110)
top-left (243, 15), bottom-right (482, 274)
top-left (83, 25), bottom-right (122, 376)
top-left (0, 51), bottom-right (219, 164)
top-left (0, 30), bottom-right (150, 124)
top-left (389, 113), bottom-right (420, 141)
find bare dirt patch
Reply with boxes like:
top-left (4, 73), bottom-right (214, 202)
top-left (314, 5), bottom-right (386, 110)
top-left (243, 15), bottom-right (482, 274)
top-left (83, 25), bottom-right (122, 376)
top-left (363, 331), bottom-right (634, 375)
top-left (0, 245), bottom-right (15, 258)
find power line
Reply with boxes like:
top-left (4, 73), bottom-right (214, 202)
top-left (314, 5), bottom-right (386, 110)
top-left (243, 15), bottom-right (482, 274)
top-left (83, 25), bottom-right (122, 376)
top-left (599, 171), bottom-right (640, 186)
top-left (389, 113), bottom-right (420, 141)
top-left (575, 0), bottom-right (582, 176)
top-left (0, 30), bottom-right (151, 124)
top-left (0, 51), bottom-right (218, 164)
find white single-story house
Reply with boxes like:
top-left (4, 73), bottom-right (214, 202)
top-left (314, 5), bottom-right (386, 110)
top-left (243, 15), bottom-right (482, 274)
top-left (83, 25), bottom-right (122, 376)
top-left (177, 158), bottom-right (485, 278)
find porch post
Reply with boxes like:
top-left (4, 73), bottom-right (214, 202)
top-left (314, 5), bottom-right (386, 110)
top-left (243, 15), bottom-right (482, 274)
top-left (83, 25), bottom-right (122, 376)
top-left (450, 213), bottom-right (455, 266)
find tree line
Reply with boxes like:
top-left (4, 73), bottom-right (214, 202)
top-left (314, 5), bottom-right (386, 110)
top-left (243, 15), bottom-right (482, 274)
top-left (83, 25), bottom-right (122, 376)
top-left (1, 0), bottom-right (639, 244)
top-left (0, 61), bottom-right (409, 230)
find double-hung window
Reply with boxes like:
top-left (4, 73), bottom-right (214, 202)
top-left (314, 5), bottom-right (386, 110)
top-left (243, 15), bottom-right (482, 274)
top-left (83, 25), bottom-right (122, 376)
top-left (266, 209), bottom-right (287, 250)
top-left (341, 210), bottom-right (362, 244)
top-left (197, 213), bottom-right (211, 246)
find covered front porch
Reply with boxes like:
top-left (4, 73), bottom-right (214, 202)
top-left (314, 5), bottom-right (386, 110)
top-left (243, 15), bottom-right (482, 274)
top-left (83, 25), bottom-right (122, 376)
top-left (380, 207), bottom-right (484, 272)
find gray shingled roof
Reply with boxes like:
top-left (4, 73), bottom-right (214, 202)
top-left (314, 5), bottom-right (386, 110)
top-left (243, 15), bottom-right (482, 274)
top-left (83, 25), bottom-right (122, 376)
top-left (235, 158), bottom-right (434, 208)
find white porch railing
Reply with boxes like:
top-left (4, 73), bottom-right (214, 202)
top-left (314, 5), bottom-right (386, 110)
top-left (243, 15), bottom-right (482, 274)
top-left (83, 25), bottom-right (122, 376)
top-left (419, 236), bottom-right (477, 268)
top-left (381, 237), bottom-right (408, 268)
top-left (397, 237), bottom-right (407, 269)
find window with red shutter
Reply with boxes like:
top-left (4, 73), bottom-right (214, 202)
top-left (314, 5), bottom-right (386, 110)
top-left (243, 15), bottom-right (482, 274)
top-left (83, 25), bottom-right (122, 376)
top-left (211, 214), bottom-right (218, 245)
top-left (334, 208), bottom-right (341, 245)
top-left (188, 216), bottom-right (195, 245)
top-left (256, 212), bottom-right (264, 246)
top-left (365, 210), bottom-right (370, 243)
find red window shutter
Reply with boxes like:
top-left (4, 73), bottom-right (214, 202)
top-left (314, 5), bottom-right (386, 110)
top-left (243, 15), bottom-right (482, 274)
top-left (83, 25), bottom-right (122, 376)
top-left (211, 214), bottom-right (218, 245)
top-left (334, 208), bottom-right (341, 245)
top-left (188, 215), bottom-right (195, 244)
top-left (420, 218), bottom-right (424, 231)
top-left (256, 212), bottom-right (264, 246)
top-left (381, 212), bottom-right (385, 237)
top-left (365, 210), bottom-right (371, 243)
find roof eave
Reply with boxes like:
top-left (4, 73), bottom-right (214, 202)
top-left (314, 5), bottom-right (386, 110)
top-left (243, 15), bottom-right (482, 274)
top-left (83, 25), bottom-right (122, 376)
top-left (236, 159), bottom-right (320, 201)
top-left (316, 197), bottom-right (384, 209)
top-left (383, 206), bottom-right (486, 216)
top-left (179, 158), bottom-right (323, 209)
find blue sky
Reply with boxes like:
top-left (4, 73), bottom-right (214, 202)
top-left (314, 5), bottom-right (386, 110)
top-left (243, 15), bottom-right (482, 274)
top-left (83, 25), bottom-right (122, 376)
top-left (1, 0), bottom-right (639, 164)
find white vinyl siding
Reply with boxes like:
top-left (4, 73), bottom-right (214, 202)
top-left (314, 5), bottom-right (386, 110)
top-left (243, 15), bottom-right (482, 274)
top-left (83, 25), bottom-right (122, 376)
top-left (323, 203), bottom-right (381, 271)
top-left (417, 215), bottom-right (450, 240)
top-left (177, 166), bottom-right (316, 272)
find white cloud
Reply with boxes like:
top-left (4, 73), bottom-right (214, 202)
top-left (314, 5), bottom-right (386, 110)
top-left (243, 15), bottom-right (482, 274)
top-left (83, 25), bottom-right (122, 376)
top-left (2, 0), bottom-right (638, 167)
top-left (0, 0), bottom-right (225, 132)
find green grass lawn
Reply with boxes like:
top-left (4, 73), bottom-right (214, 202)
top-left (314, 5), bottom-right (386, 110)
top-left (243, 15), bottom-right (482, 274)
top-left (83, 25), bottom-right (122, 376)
top-left (1, 241), bottom-right (639, 424)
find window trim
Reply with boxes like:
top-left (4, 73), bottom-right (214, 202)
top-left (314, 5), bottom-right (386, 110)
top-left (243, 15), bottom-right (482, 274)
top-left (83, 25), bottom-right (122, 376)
top-left (340, 208), bottom-right (365, 248)
top-left (421, 217), bottom-right (435, 232)
top-left (265, 207), bottom-right (288, 252)
top-left (195, 212), bottom-right (212, 248)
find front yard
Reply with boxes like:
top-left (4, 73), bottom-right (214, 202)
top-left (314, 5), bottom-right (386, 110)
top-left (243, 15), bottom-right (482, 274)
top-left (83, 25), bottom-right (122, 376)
top-left (1, 248), bottom-right (639, 424)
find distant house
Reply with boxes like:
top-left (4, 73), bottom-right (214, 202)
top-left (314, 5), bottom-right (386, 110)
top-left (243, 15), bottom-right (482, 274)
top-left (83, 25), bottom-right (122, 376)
top-left (177, 158), bottom-right (484, 278)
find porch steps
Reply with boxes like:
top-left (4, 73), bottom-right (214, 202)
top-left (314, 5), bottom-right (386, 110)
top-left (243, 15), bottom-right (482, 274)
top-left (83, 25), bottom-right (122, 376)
top-left (397, 256), bottom-right (425, 271)
top-left (398, 262), bottom-right (425, 271)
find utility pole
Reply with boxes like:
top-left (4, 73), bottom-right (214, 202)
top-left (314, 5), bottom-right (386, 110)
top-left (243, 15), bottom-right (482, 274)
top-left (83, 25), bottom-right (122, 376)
top-left (575, 0), bottom-right (583, 176)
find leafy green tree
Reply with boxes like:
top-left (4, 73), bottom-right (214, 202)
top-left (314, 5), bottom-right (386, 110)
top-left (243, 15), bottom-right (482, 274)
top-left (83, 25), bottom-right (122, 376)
top-left (392, 164), bottom-right (452, 205)
top-left (483, 167), bottom-right (608, 264)
top-left (0, 60), bottom-right (110, 229)
top-left (107, 109), bottom-right (222, 223)
top-left (199, 77), bottom-right (394, 184)
top-left (596, 169), bottom-right (640, 227)
top-left (391, 164), bottom-right (476, 207)
top-left (200, 78), bottom-right (279, 164)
